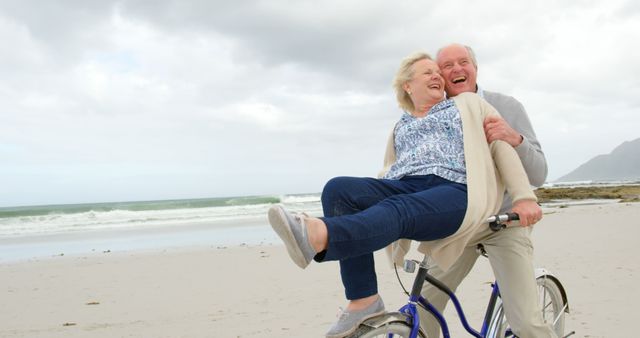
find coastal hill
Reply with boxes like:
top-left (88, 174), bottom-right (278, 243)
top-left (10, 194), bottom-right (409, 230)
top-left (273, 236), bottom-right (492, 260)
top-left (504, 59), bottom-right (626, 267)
top-left (557, 137), bottom-right (640, 182)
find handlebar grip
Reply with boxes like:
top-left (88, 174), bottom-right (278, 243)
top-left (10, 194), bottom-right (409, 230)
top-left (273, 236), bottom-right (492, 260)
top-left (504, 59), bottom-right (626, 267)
top-left (488, 213), bottom-right (520, 232)
top-left (505, 212), bottom-right (520, 221)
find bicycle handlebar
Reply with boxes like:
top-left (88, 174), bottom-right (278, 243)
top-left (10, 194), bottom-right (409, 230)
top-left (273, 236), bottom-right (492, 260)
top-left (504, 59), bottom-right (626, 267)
top-left (486, 212), bottom-right (519, 232)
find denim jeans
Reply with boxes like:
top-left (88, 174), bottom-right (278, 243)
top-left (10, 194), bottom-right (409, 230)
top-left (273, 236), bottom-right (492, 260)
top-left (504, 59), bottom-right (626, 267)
top-left (318, 175), bottom-right (467, 300)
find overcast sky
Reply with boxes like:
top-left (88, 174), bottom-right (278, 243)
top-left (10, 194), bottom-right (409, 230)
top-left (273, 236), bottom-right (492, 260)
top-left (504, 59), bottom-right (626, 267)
top-left (1, 0), bottom-right (639, 207)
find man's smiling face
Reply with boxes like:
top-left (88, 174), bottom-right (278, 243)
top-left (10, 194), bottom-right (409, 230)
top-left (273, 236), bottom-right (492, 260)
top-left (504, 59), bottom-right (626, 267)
top-left (436, 44), bottom-right (478, 97)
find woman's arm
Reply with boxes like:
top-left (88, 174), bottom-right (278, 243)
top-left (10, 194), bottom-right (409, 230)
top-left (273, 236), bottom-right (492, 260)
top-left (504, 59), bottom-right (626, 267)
top-left (490, 139), bottom-right (542, 226)
top-left (490, 139), bottom-right (541, 224)
top-left (378, 124), bottom-right (398, 179)
top-left (481, 96), bottom-right (542, 226)
top-left (483, 92), bottom-right (548, 187)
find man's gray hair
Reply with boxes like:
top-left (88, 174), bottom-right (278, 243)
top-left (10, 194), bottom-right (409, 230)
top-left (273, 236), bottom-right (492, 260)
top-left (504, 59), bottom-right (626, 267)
top-left (436, 43), bottom-right (478, 68)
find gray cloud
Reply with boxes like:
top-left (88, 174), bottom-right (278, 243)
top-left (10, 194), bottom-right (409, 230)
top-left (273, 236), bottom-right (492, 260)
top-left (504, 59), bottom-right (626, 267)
top-left (116, 1), bottom-right (444, 93)
top-left (1, 0), bottom-right (639, 206)
top-left (1, 1), bottom-right (116, 66)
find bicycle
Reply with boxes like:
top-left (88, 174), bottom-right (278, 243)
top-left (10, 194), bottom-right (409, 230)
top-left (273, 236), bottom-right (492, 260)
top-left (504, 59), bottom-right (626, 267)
top-left (347, 213), bottom-right (573, 338)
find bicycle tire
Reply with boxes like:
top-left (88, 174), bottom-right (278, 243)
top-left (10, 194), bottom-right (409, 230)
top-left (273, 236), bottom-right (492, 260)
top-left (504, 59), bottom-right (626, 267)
top-left (486, 275), bottom-right (566, 338)
top-left (348, 321), bottom-right (426, 338)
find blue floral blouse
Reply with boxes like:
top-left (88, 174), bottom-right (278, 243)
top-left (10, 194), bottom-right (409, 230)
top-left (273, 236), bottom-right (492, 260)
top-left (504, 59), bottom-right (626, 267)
top-left (383, 99), bottom-right (467, 184)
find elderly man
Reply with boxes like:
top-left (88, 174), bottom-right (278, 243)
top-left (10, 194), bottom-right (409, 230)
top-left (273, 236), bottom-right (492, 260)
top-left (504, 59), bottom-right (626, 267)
top-left (418, 43), bottom-right (556, 338)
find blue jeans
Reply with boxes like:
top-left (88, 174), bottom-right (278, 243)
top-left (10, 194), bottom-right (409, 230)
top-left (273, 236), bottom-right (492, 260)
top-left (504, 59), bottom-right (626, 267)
top-left (318, 175), bottom-right (467, 300)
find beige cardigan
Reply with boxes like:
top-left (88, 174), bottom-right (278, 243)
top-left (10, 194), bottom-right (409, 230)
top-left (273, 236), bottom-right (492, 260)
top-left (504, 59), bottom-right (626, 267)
top-left (379, 93), bottom-right (537, 271)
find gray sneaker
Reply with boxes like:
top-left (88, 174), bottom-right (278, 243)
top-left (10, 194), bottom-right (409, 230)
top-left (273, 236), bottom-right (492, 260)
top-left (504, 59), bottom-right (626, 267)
top-left (268, 204), bottom-right (317, 269)
top-left (326, 297), bottom-right (386, 338)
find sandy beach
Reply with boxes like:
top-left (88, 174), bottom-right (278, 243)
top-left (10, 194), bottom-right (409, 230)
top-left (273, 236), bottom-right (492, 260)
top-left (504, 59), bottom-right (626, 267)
top-left (1, 202), bottom-right (638, 337)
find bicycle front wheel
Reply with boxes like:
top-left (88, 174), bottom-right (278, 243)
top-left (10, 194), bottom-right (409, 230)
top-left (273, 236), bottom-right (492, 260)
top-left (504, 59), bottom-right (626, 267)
top-left (348, 322), bottom-right (426, 338)
top-left (486, 275), bottom-right (566, 338)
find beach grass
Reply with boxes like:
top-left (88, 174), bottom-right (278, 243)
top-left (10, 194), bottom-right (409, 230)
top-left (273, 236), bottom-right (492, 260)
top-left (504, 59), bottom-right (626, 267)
top-left (535, 185), bottom-right (640, 203)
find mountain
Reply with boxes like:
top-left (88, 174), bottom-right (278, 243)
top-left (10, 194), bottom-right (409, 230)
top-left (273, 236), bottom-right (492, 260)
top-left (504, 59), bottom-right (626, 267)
top-left (557, 138), bottom-right (640, 182)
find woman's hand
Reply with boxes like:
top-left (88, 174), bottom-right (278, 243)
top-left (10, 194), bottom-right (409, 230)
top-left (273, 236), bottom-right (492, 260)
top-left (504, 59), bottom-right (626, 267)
top-left (511, 199), bottom-right (543, 226)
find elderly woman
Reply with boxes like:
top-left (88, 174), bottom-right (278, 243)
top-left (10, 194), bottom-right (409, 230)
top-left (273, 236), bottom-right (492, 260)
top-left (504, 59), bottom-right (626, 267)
top-left (267, 52), bottom-right (542, 338)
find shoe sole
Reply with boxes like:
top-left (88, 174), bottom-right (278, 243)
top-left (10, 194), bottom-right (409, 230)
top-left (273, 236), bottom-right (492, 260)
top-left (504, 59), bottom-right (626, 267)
top-left (325, 310), bottom-right (386, 338)
top-left (268, 205), bottom-right (309, 269)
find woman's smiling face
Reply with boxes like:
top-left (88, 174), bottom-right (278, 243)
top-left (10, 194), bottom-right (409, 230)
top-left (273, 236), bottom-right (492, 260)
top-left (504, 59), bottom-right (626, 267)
top-left (404, 58), bottom-right (445, 109)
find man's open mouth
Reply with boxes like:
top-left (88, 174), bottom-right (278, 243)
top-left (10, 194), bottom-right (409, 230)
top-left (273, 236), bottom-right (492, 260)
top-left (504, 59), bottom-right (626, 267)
top-left (452, 76), bottom-right (466, 84)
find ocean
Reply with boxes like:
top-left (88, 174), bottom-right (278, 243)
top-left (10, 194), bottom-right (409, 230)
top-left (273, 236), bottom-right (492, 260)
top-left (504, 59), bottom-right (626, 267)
top-left (2, 180), bottom-right (636, 262)
top-left (0, 193), bottom-right (323, 262)
top-left (0, 194), bottom-right (323, 238)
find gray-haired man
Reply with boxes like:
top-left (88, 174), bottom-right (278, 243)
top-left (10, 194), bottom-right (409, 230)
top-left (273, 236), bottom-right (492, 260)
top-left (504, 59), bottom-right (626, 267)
top-left (418, 43), bottom-right (556, 338)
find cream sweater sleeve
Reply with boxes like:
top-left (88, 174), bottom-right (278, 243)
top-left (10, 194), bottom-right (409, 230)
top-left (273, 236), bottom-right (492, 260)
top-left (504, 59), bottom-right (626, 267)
top-left (378, 126), bottom-right (397, 179)
top-left (482, 100), bottom-right (538, 203)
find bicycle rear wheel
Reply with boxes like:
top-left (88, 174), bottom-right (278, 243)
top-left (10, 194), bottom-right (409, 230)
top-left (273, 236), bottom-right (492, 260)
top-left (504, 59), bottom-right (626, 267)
top-left (348, 322), bottom-right (426, 337)
top-left (486, 275), bottom-right (566, 338)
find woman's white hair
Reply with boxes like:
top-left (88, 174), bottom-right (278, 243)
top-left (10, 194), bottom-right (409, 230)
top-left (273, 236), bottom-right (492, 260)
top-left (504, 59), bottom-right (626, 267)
top-left (392, 52), bottom-right (433, 112)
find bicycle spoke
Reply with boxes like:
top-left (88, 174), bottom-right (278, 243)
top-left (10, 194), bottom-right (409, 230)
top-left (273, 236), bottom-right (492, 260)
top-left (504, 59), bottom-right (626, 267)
top-left (488, 275), bottom-right (566, 338)
top-left (552, 303), bottom-right (568, 325)
top-left (539, 285), bottom-right (553, 321)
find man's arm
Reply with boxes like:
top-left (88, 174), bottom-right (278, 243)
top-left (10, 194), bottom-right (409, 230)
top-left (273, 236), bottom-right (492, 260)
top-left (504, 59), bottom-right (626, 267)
top-left (484, 93), bottom-right (548, 187)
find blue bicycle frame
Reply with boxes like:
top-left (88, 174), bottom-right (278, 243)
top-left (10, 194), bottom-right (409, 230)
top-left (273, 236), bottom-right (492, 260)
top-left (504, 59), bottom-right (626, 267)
top-left (389, 214), bottom-right (526, 338)
top-left (396, 259), bottom-right (504, 338)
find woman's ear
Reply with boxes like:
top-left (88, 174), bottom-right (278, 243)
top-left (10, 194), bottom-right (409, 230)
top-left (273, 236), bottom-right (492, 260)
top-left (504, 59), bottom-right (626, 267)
top-left (403, 83), bottom-right (411, 95)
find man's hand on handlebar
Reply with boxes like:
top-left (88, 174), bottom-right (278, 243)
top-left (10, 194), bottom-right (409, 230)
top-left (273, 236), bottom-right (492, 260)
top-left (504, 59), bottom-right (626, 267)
top-left (510, 199), bottom-right (542, 227)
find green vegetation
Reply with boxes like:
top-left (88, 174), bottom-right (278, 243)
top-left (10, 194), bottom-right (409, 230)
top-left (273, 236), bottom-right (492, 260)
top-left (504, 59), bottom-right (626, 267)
top-left (535, 185), bottom-right (640, 203)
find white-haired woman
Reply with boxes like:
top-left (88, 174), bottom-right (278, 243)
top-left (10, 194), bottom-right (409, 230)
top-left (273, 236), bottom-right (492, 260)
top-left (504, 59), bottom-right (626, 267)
top-left (268, 52), bottom-right (542, 338)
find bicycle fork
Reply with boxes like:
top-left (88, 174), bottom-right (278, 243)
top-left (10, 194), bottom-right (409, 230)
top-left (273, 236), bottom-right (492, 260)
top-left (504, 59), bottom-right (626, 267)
top-left (398, 259), bottom-right (430, 338)
top-left (403, 257), bottom-right (484, 338)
